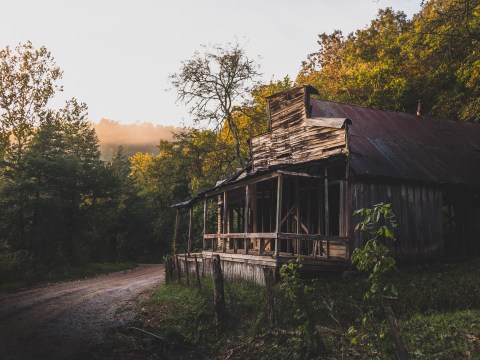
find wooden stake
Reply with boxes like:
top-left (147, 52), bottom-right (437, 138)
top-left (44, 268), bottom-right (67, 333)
top-left (194, 254), bottom-right (202, 291)
top-left (175, 254), bottom-right (181, 283)
top-left (263, 267), bottom-right (277, 327)
top-left (213, 255), bottom-right (225, 329)
top-left (184, 254), bottom-right (190, 286)
top-left (384, 304), bottom-right (410, 360)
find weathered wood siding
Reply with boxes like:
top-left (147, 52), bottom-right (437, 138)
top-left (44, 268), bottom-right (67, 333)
top-left (444, 188), bottom-right (480, 257)
top-left (251, 87), bottom-right (347, 169)
top-left (350, 182), bottom-right (444, 261)
top-left (177, 252), bottom-right (348, 285)
top-left (181, 252), bottom-right (277, 285)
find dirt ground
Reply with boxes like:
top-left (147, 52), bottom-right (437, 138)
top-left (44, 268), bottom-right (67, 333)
top-left (0, 264), bottom-right (164, 360)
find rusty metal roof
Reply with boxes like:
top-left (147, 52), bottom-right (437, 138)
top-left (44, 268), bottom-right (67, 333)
top-left (311, 99), bottom-right (480, 186)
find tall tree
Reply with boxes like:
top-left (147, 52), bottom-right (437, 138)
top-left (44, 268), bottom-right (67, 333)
top-left (170, 42), bottom-right (261, 167)
top-left (0, 42), bottom-right (63, 168)
top-left (19, 99), bottom-right (103, 263)
top-left (0, 42), bottom-right (63, 249)
top-left (297, 1), bottom-right (480, 121)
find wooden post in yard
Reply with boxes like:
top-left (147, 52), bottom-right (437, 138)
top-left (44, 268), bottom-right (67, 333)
top-left (165, 255), bottom-right (172, 283)
top-left (194, 254), bottom-right (202, 290)
top-left (184, 253), bottom-right (190, 286)
top-left (263, 267), bottom-right (277, 327)
top-left (212, 254), bottom-right (225, 329)
top-left (384, 304), bottom-right (410, 360)
top-left (175, 254), bottom-right (181, 283)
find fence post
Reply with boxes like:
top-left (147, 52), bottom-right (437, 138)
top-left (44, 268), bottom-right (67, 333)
top-left (184, 254), bottom-right (190, 286)
top-left (263, 267), bottom-right (277, 327)
top-left (194, 254), bottom-right (202, 290)
top-left (212, 254), bottom-right (225, 329)
top-left (175, 254), bottom-right (181, 283)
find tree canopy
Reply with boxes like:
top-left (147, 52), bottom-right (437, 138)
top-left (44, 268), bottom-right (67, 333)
top-left (296, 0), bottom-right (480, 122)
top-left (170, 42), bottom-right (261, 167)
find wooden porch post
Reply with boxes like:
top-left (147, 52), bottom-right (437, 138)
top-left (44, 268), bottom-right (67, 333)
top-left (295, 177), bottom-right (301, 255)
top-left (217, 194), bottom-right (222, 252)
top-left (324, 167), bottom-right (330, 258)
top-left (244, 184), bottom-right (250, 255)
top-left (187, 207), bottom-right (192, 256)
top-left (173, 209), bottom-right (180, 255)
top-left (251, 183), bottom-right (258, 253)
top-left (203, 197), bottom-right (207, 250)
top-left (275, 174), bottom-right (283, 257)
top-left (315, 179), bottom-right (323, 258)
top-left (223, 191), bottom-right (228, 253)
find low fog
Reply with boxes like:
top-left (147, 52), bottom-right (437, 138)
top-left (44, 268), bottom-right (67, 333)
top-left (92, 119), bottom-right (180, 160)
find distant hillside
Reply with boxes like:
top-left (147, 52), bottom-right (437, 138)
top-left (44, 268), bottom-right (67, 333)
top-left (92, 119), bottom-right (181, 160)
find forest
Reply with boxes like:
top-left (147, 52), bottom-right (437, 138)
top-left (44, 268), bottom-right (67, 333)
top-left (0, 0), bottom-right (479, 285)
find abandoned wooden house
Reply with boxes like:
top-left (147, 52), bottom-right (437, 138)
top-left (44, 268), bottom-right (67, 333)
top-left (172, 85), bottom-right (480, 284)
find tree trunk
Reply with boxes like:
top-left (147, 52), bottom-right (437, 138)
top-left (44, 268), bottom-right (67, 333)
top-left (384, 304), bottom-right (410, 360)
top-left (226, 114), bottom-right (244, 168)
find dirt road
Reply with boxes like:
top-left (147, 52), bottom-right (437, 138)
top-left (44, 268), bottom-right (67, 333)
top-left (0, 264), bottom-right (164, 360)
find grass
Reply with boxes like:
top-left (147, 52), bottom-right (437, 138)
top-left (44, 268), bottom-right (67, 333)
top-left (0, 262), bottom-right (137, 293)
top-left (137, 258), bottom-right (480, 359)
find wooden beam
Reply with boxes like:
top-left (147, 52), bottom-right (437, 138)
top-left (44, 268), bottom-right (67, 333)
top-left (187, 207), bottom-right (193, 256)
top-left (275, 174), bottom-right (283, 257)
top-left (205, 172), bottom-right (279, 197)
top-left (217, 194), bottom-right (222, 252)
top-left (245, 185), bottom-right (250, 255)
top-left (295, 176), bottom-right (300, 256)
top-left (204, 232), bottom-right (277, 239)
top-left (339, 181), bottom-right (345, 237)
top-left (278, 233), bottom-right (349, 243)
top-left (324, 167), bottom-right (330, 258)
top-left (173, 209), bottom-right (180, 255)
top-left (203, 197), bottom-right (207, 250)
top-left (307, 180), bottom-right (312, 256)
top-left (223, 191), bottom-right (228, 253)
top-left (277, 169), bottom-right (323, 179)
top-left (204, 232), bottom-right (349, 243)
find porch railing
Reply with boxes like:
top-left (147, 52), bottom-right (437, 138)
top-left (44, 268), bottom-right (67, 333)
top-left (203, 232), bottom-right (350, 261)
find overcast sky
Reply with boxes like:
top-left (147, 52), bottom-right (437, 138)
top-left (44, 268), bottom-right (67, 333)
top-left (1, 0), bottom-right (422, 126)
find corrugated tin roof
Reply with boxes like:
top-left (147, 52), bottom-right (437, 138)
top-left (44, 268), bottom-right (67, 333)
top-left (311, 99), bottom-right (480, 186)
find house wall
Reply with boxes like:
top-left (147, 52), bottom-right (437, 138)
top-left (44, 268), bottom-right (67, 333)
top-left (350, 181), bottom-right (444, 262)
top-left (443, 188), bottom-right (480, 257)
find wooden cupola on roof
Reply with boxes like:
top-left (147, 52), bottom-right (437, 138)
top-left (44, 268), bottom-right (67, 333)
top-left (251, 85), bottom-right (350, 170)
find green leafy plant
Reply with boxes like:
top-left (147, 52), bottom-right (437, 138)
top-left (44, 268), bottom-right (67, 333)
top-left (348, 203), bottom-right (401, 354)
top-left (352, 203), bottom-right (398, 301)
top-left (279, 257), bottom-right (326, 356)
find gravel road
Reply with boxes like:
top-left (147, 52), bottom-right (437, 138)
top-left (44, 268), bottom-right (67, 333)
top-left (0, 264), bottom-right (164, 360)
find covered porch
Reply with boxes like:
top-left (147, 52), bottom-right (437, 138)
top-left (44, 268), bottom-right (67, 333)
top-left (201, 166), bottom-right (351, 268)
